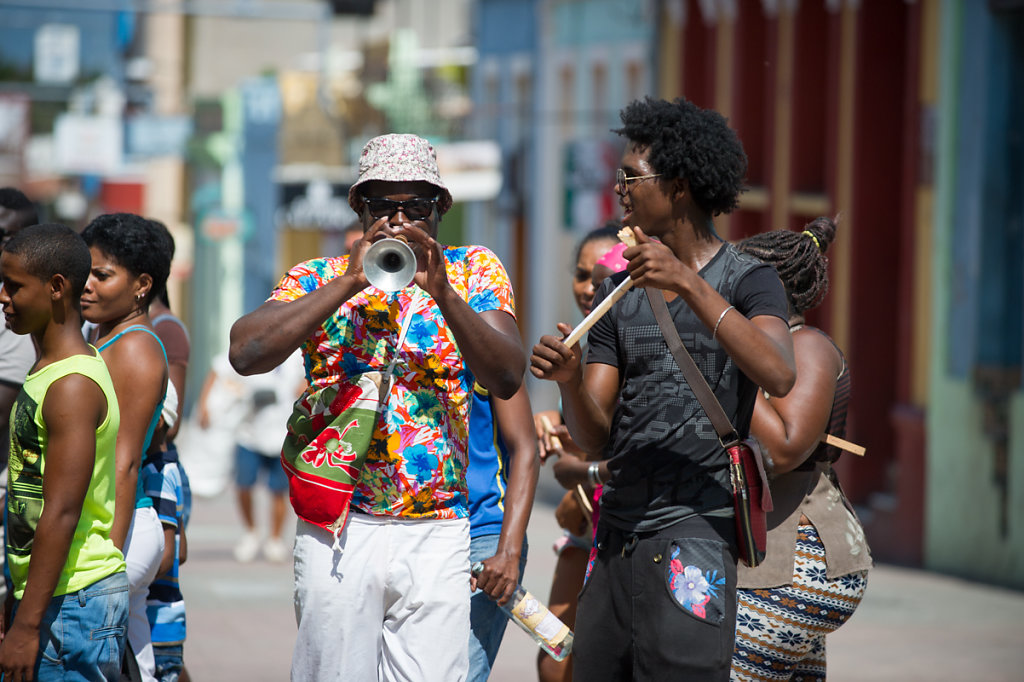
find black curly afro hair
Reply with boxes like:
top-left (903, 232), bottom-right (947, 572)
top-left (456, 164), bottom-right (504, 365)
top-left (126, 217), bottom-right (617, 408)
top-left (613, 97), bottom-right (747, 218)
top-left (81, 213), bottom-right (172, 307)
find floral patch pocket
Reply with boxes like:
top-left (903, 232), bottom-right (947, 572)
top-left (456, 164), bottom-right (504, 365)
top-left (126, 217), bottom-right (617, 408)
top-left (662, 537), bottom-right (728, 625)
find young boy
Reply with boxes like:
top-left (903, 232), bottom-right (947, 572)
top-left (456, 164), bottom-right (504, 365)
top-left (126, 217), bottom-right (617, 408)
top-left (0, 223), bottom-right (128, 680)
top-left (142, 380), bottom-right (188, 682)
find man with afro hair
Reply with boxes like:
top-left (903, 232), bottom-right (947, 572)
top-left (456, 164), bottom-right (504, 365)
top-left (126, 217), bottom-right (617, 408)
top-left (530, 97), bottom-right (797, 680)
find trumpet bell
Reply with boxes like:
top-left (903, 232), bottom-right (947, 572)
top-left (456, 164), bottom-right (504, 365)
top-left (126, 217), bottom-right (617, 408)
top-left (364, 238), bottom-right (417, 292)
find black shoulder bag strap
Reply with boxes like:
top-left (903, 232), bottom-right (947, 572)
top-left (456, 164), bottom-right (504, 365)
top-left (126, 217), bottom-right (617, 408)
top-left (645, 288), bottom-right (773, 508)
top-left (645, 289), bottom-right (739, 448)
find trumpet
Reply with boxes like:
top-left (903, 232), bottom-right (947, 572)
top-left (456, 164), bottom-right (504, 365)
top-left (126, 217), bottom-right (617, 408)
top-left (364, 237), bottom-right (417, 291)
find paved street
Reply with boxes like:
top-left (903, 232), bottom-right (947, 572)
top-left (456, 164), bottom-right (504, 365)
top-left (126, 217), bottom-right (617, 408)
top-left (180, 462), bottom-right (1024, 681)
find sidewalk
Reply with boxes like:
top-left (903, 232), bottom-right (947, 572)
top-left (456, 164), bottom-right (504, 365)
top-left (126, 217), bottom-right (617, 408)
top-left (179, 466), bottom-right (1024, 680)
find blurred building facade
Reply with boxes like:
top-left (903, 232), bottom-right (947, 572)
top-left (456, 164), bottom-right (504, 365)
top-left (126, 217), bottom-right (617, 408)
top-left (469, 0), bottom-right (1023, 588)
top-left (1, 0), bottom-right (1020, 587)
top-left (471, 0), bottom-right (657, 413)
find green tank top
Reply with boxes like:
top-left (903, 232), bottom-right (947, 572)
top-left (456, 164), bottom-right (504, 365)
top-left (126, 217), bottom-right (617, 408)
top-left (7, 349), bottom-right (126, 599)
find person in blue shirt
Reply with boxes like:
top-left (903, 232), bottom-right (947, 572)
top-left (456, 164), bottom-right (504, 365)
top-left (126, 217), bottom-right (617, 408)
top-left (467, 382), bottom-right (539, 681)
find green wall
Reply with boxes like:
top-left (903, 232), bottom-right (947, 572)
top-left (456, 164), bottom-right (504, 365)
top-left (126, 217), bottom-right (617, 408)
top-left (926, 0), bottom-right (1024, 588)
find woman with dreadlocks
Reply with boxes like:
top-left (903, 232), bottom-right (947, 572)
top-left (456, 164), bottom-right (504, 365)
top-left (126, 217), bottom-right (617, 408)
top-left (730, 217), bottom-right (872, 682)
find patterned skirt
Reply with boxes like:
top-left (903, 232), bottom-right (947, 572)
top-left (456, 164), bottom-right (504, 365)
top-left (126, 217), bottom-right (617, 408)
top-left (731, 524), bottom-right (868, 682)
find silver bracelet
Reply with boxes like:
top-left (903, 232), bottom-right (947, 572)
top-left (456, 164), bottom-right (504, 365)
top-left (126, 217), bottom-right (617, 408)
top-left (587, 462), bottom-right (602, 487)
top-left (712, 305), bottom-right (735, 340)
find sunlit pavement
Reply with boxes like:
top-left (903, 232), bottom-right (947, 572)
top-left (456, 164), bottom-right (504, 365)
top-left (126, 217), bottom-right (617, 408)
top-left (180, 463), bottom-right (1024, 681)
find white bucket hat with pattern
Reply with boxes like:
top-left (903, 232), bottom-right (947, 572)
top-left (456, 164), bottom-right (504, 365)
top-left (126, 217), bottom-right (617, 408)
top-left (348, 134), bottom-right (453, 216)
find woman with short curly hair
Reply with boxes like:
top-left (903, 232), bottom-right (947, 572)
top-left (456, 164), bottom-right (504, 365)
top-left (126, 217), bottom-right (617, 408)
top-left (81, 212), bottom-right (170, 682)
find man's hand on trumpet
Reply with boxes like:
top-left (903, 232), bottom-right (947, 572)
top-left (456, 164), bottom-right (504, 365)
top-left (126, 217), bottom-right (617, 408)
top-left (400, 220), bottom-right (454, 298)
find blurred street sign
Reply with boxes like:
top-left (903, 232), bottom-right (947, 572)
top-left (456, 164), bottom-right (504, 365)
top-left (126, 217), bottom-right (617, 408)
top-left (127, 115), bottom-right (193, 158)
top-left (277, 179), bottom-right (354, 230)
top-left (436, 140), bottom-right (503, 203)
top-left (34, 24), bottom-right (80, 85)
top-left (200, 210), bottom-right (247, 241)
top-left (563, 139), bottom-right (618, 231)
top-left (328, 0), bottom-right (375, 15)
top-left (54, 113), bottom-right (123, 174)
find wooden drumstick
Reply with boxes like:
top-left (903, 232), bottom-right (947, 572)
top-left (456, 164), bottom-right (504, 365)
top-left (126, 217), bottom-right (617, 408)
top-left (822, 433), bottom-right (866, 456)
top-left (563, 278), bottom-right (633, 348)
top-left (562, 227), bottom-right (639, 348)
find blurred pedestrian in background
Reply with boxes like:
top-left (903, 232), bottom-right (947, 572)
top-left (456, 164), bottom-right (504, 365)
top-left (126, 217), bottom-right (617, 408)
top-left (147, 219), bottom-right (192, 531)
top-left (533, 222), bottom-right (622, 682)
top-left (0, 187), bottom-right (39, 605)
top-left (227, 351), bottom-right (304, 563)
top-left (146, 222), bottom-right (189, 447)
top-left (82, 213), bottom-right (171, 682)
top-left (531, 96), bottom-right (796, 680)
top-left (142, 380), bottom-right (192, 681)
top-left (731, 218), bottom-right (871, 682)
top-left (229, 133), bottom-right (525, 681)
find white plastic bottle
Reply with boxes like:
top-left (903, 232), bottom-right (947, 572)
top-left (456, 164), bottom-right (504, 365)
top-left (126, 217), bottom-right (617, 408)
top-left (471, 561), bottom-right (574, 661)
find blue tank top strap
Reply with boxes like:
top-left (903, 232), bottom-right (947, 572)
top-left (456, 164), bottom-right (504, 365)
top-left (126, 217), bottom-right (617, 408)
top-left (97, 324), bottom-right (168, 509)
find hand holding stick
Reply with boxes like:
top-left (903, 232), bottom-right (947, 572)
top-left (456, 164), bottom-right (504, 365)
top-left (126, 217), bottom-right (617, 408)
top-left (540, 415), bottom-right (594, 517)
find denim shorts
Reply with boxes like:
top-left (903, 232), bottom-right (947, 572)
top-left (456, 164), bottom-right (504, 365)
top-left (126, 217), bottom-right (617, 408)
top-left (153, 643), bottom-right (183, 682)
top-left (12, 570), bottom-right (129, 681)
top-left (235, 444), bottom-right (288, 493)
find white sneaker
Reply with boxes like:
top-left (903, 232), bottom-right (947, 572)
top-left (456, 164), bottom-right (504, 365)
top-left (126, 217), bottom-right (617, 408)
top-left (234, 531), bottom-right (260, 563)
top-left (263, 538), bottom-right (288, 563)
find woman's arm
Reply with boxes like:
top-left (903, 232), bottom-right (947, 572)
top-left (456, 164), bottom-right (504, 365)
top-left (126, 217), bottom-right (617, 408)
top-left (750, 329), bottom-right (842, 474)
top-left (471, 384), bottom-right (540, 605)
top-left (102, 335), bottom-right (167, 549)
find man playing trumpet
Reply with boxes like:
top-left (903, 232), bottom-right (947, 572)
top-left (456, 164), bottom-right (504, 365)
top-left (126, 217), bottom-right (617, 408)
top-left (230, 134), bottom-right (527, 681)
top-left (530, 97), bottom-right (797, 681)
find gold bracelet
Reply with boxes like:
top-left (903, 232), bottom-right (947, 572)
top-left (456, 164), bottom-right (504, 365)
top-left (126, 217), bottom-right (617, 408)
top-left (713, 305), bottom-right (735, 340)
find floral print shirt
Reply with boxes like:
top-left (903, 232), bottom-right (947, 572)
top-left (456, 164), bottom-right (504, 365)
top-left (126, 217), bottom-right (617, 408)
top-left (269, 245), bottom-right (516, 519)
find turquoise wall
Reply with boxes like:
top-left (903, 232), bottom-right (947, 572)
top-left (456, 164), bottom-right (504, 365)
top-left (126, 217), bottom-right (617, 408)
top-left (927, 0), bottom-right (1024, 588)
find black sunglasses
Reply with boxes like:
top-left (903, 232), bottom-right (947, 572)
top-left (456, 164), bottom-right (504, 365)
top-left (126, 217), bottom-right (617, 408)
top-left (362, 196), bottom-right (439, 221)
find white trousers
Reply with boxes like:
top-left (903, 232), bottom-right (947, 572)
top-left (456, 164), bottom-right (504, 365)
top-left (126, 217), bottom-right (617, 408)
top-left (123, 506), bottom-right (165, 682)
top-left (291, 514), bottom-right (471, 682)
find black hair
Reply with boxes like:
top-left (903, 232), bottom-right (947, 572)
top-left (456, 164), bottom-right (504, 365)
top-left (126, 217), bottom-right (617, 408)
top-left (613, 97), bottom-right (747, 219)
top-left (574, 219), bottom-right (622, 266)
top-left (81, 213), bottom-right (172, 308)
top-left (737, 216), bottom-right (838, 314)
top-left (3, 223), bottom-right (91, 302)
top-left (147, 218), bottom-right (176, 307)
top-left (0, 187), bottom-right (39, 230)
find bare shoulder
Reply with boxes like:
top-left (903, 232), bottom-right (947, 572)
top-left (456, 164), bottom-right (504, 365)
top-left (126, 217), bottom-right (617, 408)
top-left (791, 327), bottom-right (842, 373)
top-left (100, 330), bottom-right (167, 381)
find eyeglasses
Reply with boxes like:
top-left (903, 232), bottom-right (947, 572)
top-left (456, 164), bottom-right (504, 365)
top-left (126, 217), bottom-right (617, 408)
top-left (615, 168), bottom-right (661, 191)
top-left (362, 196), bottom-right (439, 221)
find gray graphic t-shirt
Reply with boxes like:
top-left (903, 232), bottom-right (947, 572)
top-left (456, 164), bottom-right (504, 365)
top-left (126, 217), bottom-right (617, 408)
top-left (586, 243), bottom-right (788, 532)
